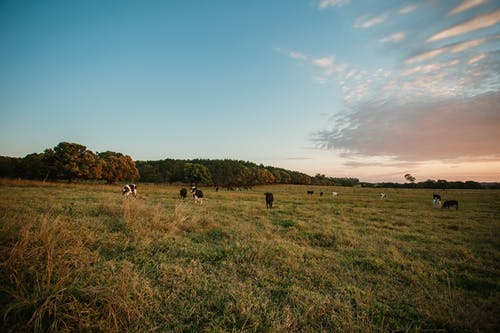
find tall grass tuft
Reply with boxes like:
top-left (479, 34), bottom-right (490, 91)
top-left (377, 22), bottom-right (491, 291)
top-left (0, 211), bottom-right (155, 332)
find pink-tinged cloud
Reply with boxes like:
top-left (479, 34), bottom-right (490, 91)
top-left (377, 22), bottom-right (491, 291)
top-left (314, 92), bottom-right (500, 161)
top-left (468, 53), bottom-right (487, 63)
top-left (428, 9), bottom-right (500, 42)
top-left (405, 49), bottom-right (447, 64)
top-left (449, 0), bottom-right (489, 16)
top-left (405, 37), bottom-right (488, 64)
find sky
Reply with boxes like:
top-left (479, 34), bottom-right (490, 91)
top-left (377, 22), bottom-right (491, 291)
top-left (1, 0), bottom-right (499, 182)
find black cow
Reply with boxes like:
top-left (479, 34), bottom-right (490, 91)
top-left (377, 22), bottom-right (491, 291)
top-left (442, 200), bottom-right (458, 210)
top-left (180, 188), bottom-right (187, 199)
top-left (307, 190), bottom-right (314, 195)
top-left (265, 192), bottom-right (274, 209)
top-left (122, 184), bottom-right (137, 197)
top-left (191, 186), bottom-right (204, 204)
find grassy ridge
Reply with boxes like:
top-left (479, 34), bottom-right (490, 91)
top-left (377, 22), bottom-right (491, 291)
top-left (0, 179), bottom-right (499, 332)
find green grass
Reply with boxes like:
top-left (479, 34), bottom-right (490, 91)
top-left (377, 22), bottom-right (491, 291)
top-left (0, 179), bottom-right (499, 332)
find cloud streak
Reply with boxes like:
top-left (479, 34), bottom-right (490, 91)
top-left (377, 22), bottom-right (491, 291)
top-left (427, 9), bottom-right (500, 42)
top-left (354, 14), bottom-right (388, 28)
top-left (379, 32), bottom-right (406, 43)
top-left (449, 0), bottom-right (489, 15)
top-left (318, 0), bottom-right (349, 10)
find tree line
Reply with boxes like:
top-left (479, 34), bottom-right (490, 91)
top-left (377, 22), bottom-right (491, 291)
top-left (0, 142), bottom-right (138, 184)
top-left (135, 159), bottom-right (359, 188)
top-left (0, 142), bottom-right (360, 187)
top-left (4, 142), bottom-right (493, 189)
top-left (361, 179), bottom-right (499, 189)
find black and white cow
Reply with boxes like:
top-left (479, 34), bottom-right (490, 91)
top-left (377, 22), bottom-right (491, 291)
top-left (180, 188), bottom-right (187, 199)
top-left (191, 186), bottom-right (204, 204)
top-left (122, 184), bottom-right (137, 197)
top-left (265, 192), bottom-right (274, 209)
top-left (442, 200), bottom-right (458, 210)
top-left (433, 194), bottom-right (441, 206)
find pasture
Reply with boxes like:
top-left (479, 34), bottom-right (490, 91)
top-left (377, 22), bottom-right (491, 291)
top-left (0, 179), bottom-right (499, 332)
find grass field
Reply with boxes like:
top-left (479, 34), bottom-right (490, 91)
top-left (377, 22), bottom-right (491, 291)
top-left (0, 179), bottom-right (499, 332)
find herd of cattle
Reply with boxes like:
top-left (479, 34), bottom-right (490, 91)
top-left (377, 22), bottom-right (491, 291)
top-left (122, 184), bottom-right (459, 210)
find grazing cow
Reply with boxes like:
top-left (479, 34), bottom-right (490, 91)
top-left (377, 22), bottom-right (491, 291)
top-left (265, 192), bottom-right (274, 209)
top-left (433, 194), bottom-right (441, 206)
top-left (380, 193), bottom-right (387, 200)
top-left (442, 200), bottom-right (458, 210)
top-left (320, 192), bottom-right (323, 197)
top-left (332, 192), bottom-right (338, 197)
top-left (191, 186), bottom-right (204, 204)
top-left (122, 184), bottom-right (137, 197)
top-left (180, 188), bottom-right (187, 199)
top-left (307, 190), bottom-right (314, 195)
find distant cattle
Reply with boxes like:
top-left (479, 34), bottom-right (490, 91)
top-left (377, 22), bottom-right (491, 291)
top-left (320, 192), bottom-right (323, 197)
top-left (307, 190), bottom-right (314, 195)
top-left (122, 184), bottom-right (137, 197)
top-left (191, 186), bottom-right (204, 204)
top-left (433, 194), bottom-right (441, 206)
top-left (265, 192), bottom-right (274, 209)
top-left (180, 188), bottom-right (187, 199)
top-left (442, 200), bottom-right (458, 210)
top-left (380, 193), bottom-right (387, 199)
top-left (332, 192), bottom-right (338, 197)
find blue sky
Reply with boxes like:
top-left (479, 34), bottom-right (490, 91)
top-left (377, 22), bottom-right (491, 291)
top-left (1, 0), bottom-right (499, 182)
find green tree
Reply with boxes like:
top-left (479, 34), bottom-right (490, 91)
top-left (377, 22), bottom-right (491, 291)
top-left (183, 163), bottom-right (212, 185)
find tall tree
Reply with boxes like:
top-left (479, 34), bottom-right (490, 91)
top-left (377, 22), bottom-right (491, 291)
top-left (404, 173), bottom-right (416, 184)
top-left (98, 151), bottom-right (139, 184)
top-left (51, 142), bottom-right (101, 182)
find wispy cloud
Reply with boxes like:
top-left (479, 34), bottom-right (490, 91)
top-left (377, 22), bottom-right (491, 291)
top-left (405, 37), bottom-right (487, 64)
top-left (404, 49), bottom-right (447, 64)
top-left (468, 53), bottom-right (487, 64)
top-left (379, 32), bottom-right (406, 43)
top-left (313, 56), bottom-right (345, 76)
top-left (318, 0), bottom-right (350, 10)
top-left (449, 37), bottom-right (487, 52)
top-left (354, 14), bottom-right (388, 28)
top-left (288, 51), bottom-right (307, 60)
top-left (449, 0), bottom-right (489, 15)
top-left (403, 60), bottom-right (460, 76)
top-left (399, 4), bottom-right (418, 14)
top-left (428, 9), bottom-right (500, 42)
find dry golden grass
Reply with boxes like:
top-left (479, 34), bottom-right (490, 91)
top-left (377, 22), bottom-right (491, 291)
top-left (0, 179), bottom-right (499, 332)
